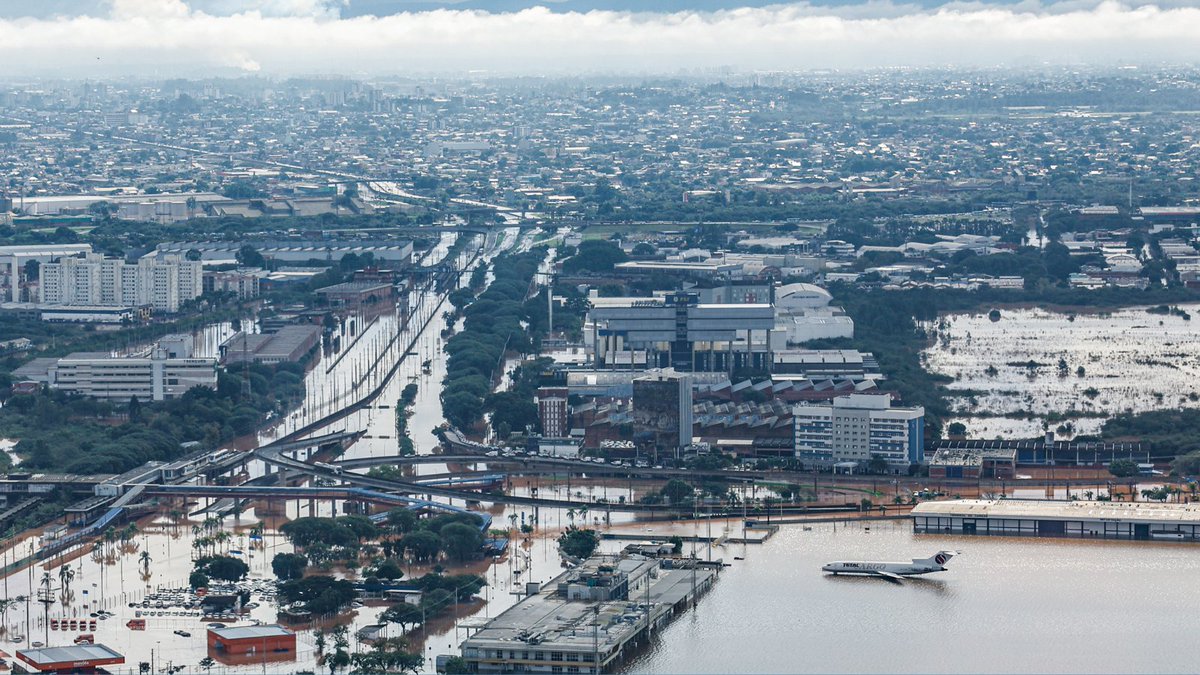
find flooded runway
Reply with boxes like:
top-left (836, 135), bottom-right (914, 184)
top-left (624, 521), bottom-right (1200, 673)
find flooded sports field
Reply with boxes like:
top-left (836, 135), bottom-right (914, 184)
top-left (922, 304), bottom-right (1200, 439)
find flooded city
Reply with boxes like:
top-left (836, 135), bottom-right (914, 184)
top-left (923, 304), bottom-right (1200, 439)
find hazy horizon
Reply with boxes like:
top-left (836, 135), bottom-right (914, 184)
top-left (2, 0), bottom-right (1199, 77)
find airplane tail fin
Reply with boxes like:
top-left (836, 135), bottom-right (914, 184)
top-left (921, 550), bottom-right (959, 568)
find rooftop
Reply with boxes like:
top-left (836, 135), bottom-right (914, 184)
top-left (913, 499), bottom-right (1200, 525)
top-left (209, 624), bottom-right (294, 640)
top-left (17, 643), bottom-right (124, 668)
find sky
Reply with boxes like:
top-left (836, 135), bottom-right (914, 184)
top-left (1, 0), bottom-right (1198, 77)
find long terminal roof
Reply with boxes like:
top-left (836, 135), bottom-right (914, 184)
top-left (913, 499), bottom-right (1200, 525)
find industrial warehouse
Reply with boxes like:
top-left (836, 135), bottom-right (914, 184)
top-left (912, 499), bottom-right (1200, 541)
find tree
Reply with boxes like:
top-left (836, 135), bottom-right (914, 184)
top-left (558, 528), bottom-right (599, 559)
top-left (278, 576), bottom-right (358, 615)
top-left (866, 456), bottom-right (890, 474)
top-left (350, 637), bottom-right (423, 675)
top-left (439, 523), bottom-right (483, 562)
top-left (442, 656), bottom-right (470, 675)
top-left (373, 560), bottom-right (404, 580)
top-left (381, 602), bottom-right (424, 633)
top-left (194, 555), bottom-right (249, 582)
top-left (189, 571), bottom-right (209, 589)
top-left (272, 553), bottom-right (309, 581)
top-left (660, 479), bottom-right (694, 504)
top-left (236, 245), bottom-right (266, 268)
top-left (1109, 459), bottom-right (1140, 478)
top-left (400, 531), bottom-right (441, 563)
top-left (198, 657), bottom-right (215, 673)
top-left (947, 422), bottom-right (967, 436)
top-left (386, 508), bottom-right (418, 534)
top-left (327, 648), bottom-right (350, 675)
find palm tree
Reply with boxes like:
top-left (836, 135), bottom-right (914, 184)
top-left (565, 508), bottom-right (576, 527)
top-left (57, 565), bottom-right (75, 601)
top-left (139, 550), bottom-right (152, 575)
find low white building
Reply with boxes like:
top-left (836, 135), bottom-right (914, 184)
top-left (45, 347), bottom-right (217, 401)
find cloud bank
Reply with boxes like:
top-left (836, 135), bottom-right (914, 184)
top-left (3, 0), bottom-right (1198, 77)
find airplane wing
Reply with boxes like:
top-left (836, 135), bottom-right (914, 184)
top-left (869, 570), bottom-right (904, 581)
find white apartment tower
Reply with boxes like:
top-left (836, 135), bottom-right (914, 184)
top-left (40, 253), bottom-right (202, 313)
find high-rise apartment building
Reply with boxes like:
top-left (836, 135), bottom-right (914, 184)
top-left (39, 253), bottom-right (203, 313)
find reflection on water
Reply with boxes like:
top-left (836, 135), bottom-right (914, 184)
top-left (624, 521), bottom-right (1200, 674)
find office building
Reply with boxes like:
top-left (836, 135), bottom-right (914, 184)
top-left (632, 370), bottom-right (693, 453)
top-left (586, 291), bottom-right (775, 372)
top-left (39, 253), bottom-right (202, 313)
top-left (793, 393), bottom-right (924, 467)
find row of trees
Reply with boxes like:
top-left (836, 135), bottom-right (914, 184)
top-left (441, 249), bottom-right (548, 431)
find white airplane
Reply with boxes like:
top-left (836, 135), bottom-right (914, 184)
top-left (822, 550), bottom-right (959, 581)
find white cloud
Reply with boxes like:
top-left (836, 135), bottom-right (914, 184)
top-left (1, 1), bottom-right (1197, 76)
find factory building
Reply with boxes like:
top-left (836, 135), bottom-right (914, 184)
top-left (150, 240), bottom-right (413, 268)
top-left (585, 291), bottom-right (776, 372)
top-left (913, 499), bottom-right (1200, 541)
top-left (793, 393), bottom-right (925, 468)
top-left (220, 325), bottom-right (321, 364)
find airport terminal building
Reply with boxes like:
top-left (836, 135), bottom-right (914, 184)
top-left (913, 499), bottom-right (1200, 541)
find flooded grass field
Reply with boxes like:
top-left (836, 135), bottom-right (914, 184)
top-left (922, 304), bottom-right (1200, 439)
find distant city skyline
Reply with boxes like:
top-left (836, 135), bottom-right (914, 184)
top-left (0, 0), bottom-right (1197, 76)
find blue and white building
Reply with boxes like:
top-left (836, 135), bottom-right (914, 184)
top-left (793, 393), bottom-right (924, 468)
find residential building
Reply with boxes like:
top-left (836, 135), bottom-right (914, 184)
top-left (39, 253), bottom-right (202, 313)
top-left (793, 393), bottom-right (924, 467)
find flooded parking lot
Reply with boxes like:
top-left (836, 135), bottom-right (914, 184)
top-left (922, 304), bottom-right (1200, 439)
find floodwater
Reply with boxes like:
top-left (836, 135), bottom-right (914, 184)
top-left (625, 521), bottom-right (1200, 673)
top-left (923, 304), bottom-right (1200, 439)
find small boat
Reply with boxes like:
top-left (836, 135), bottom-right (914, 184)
top-left (733, 556), bottom-right (744, 561)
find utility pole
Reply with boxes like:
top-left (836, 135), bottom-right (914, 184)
top-left (592, 605), bottom-right (600, 675)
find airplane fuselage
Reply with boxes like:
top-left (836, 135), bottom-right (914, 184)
top-left (822, 561), bottom-right (942, 576)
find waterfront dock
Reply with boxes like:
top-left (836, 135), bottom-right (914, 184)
top-left (459, 553), bottom-right (718, 673)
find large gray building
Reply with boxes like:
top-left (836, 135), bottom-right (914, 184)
top-left (586, 291), bottom-right (775, 372)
